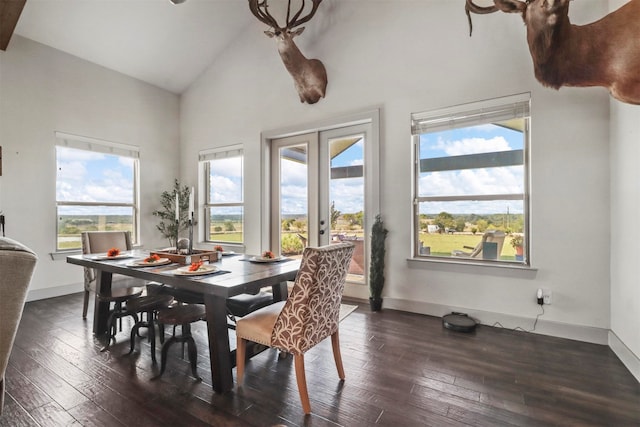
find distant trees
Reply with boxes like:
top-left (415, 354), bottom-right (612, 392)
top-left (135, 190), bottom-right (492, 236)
top-left (434, 212), bottom-right (455, 232)
top-left (420, 211), bottom-right (524, 234)
top-left (342, 211), bottom-right (363, 229)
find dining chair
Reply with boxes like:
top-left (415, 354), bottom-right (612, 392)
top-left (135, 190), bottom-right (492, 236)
top-left (0, 237), bottom-right (37, 415)
top-left (155, 303), bottom-right (207, 381)
top-left (81, 231), bottom-right (146, 320)
top-left (81, 231), bottom-right (146, 350)
top-left (125, 293), bottom-right (175, 363)
top-left (235, 242), bottom-right (355, 414)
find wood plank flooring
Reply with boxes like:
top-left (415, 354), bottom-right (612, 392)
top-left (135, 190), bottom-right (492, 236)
top-left (2, 293), bottom-right (639, 426)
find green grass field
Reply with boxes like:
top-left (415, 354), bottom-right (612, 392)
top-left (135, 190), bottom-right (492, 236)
top-left (420, 233), bottom-right (519, 259)
top-left (209, 231), bottom-right (243, 243)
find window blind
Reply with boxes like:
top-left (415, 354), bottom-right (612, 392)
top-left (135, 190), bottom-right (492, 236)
top-left (199, 145), bottom-right (243, 162)
top-left (411, 93), bottom-right (530, 135)
top-left (55, 131), bottom-right (139, 159)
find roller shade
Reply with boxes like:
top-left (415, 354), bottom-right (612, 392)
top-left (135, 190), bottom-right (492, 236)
top-left (412, 93), bottom-right (530, 135)
top-left (55, 131), bottom-right (139, 159)
top-left (199, 146), bottom-right (243, 162)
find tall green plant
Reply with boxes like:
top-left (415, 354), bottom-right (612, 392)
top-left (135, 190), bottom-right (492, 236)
top-left (369, 214), bottom-right (388, 302)
top-left (152, 179), bottom-right (192, 246)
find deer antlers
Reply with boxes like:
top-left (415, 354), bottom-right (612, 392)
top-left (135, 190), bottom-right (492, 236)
top-left (249, 0), bottom-right (323, 31)
top-left (248, 0), bottom-right (327, 104)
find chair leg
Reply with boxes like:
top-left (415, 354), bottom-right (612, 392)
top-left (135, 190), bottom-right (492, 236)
top-left (82, 290), bottom-right (90, 319)
top-left (331, 331), bottom-right (345, 380)
top-left (159, 335), bottom-right (179, 377)
top-left (186, 336), bottom-right (200, 381)
top-left (236, 338), bottom-right (246, 384)
top-left (294, 354), bottom-right (311, 415)
top-left (128, 321), bottom-right (142, 355)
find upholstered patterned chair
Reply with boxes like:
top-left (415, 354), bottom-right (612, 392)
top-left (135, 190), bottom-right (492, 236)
top-left (0, 237), bottom-right (37, 415)
top-left (235, 242), bottom-right (354, 414)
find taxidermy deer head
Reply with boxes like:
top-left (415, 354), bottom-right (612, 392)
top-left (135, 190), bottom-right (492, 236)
top-left (249, 0), bottom-right (327, 104)
top-left (465, 0), bottom-right (640, 105)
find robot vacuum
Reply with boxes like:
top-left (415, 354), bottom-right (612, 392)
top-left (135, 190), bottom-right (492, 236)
top-left (442, 312), bottom-right (477, 333)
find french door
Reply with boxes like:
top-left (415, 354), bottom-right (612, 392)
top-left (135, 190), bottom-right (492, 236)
top-left (270, 122), bottom-right (373, 282)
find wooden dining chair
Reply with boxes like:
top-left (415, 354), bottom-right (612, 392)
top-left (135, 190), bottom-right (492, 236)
top-left (81, 231), bottom-right (146, 320)
top-left (235, 242), bottom-right (355, 414)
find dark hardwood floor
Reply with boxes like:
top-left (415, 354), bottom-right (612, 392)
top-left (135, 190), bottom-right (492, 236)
top-left (2, 293), bottom-right (639, 426)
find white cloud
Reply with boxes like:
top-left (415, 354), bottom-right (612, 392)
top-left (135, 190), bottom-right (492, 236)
top-left (433, 136), bottom-right (511, 156)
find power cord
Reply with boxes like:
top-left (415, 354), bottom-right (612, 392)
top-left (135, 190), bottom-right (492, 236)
top-left (489, 304), bottom-right (545, 333)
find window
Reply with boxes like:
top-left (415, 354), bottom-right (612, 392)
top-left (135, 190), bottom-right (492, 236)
top-left (412, 93), bottom-right (530, 265)
top-left (200, 146), bottom-right (244, 245)
top-left (55, 132), bottom-right (139, 251)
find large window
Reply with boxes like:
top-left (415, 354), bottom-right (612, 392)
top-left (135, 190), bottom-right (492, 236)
top-left (200, 146), bottom-right (244, 245)
top-left (412, 93), bottom-right (530, 265)
top-left (55, 132), bottom-right (139, 251)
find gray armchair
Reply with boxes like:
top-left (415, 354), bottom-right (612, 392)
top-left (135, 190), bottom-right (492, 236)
top-left (0, 237), bottom-right (37, 415)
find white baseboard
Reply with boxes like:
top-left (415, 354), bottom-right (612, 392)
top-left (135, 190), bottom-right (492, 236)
top-left (27, 282), bottom-right (83, 302)
top-left (382, 297), bottom-right (610, 345)
top-left (609, 331), bottom-right (640, 382)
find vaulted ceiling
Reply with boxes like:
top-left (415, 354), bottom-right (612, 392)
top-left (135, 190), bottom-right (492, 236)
top-left (8, 0), bottom-right (254, 94)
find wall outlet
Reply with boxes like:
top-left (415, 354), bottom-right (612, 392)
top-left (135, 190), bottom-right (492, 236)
top-left (542, 289), bottom-right (552, 305)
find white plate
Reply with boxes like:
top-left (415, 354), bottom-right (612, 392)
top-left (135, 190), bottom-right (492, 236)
top-left (95, 253), bottom-right (133, 260)
top-left (172, 264), bottom-right (219, 275)
top-left (128, 258), bottom-right (171, 267)
top-left (249, 256), bottom-right (283, 263)
top-left (221, 251), bottom-right (236, 256)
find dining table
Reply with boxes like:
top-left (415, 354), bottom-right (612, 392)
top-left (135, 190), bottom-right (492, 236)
top-left (66, 249), bottom-right (301, 393)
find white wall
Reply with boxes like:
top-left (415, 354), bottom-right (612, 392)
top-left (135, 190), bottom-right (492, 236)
top-left (0, 36), bottom-right (180, 300)
top-left (181, 1), bottom-right (612, 343)
top-left (609, 0), bottom-right (640, 382)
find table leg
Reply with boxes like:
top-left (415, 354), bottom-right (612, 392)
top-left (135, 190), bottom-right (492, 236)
top-left (92, 270), bottom-right (112, 336)
top-left (271, 281), bottom-right (289, 302)
top-left (203, 294), bottom-right (233, 393)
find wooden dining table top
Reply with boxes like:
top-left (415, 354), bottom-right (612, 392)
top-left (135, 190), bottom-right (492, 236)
top-left (67, 249), bottom-right (301, 297)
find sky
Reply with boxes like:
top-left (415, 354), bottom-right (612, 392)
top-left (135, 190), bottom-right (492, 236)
top-left (278, 139), bottom-right (364, 216)
top-left (57, 122), bottom-right (524, 219)
top-left (419, 122), bottom-right (525, 215)
top-left (56, 146), bottom-right (134, 215)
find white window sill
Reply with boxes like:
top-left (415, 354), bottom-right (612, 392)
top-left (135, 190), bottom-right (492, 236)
top-left (407, 257), bottom-right (538, 278)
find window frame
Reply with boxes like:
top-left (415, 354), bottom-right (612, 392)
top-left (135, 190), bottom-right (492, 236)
top-left (199, 145), bottom-right (244, 246)
top-left (55, 131), bottom-right (140, 251)
top-left (411, 93), bottom-right (531, 266)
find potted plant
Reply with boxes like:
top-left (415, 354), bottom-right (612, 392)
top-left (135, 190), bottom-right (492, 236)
top-left (510, 233), bottom-right (524, 259)
top-left (369, 214), bottom-right (388, 312)
top-left (152, 179), bottom-right (192, 247)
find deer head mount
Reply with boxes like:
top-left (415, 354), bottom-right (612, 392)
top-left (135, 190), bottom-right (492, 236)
top-left (249, 0), bottom-right (327, 104)
top-left (466, 0), bottom-right (640, 105)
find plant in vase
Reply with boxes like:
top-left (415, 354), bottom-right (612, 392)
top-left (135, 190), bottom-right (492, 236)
top-left (152, 179), bottom-right (192, 248)
top-left (510, 233), bottom-right (524, 259)
top-left (369, 214), bottom-right (388, 311)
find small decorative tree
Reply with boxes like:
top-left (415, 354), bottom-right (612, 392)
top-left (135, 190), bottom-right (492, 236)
top-left (369, 214), bottom-right (388, 311)
top-left (152, 179), bottom-right (192, 247)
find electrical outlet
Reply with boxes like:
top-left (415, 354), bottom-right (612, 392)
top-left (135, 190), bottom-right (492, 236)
top-left (542, 289), bottom-right (552, 305)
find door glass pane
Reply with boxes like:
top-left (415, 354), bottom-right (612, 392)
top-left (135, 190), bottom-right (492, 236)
top-left (329, 136), bottom-right (365, 281)
top-left (279, 145), bottom-right (308, 257)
